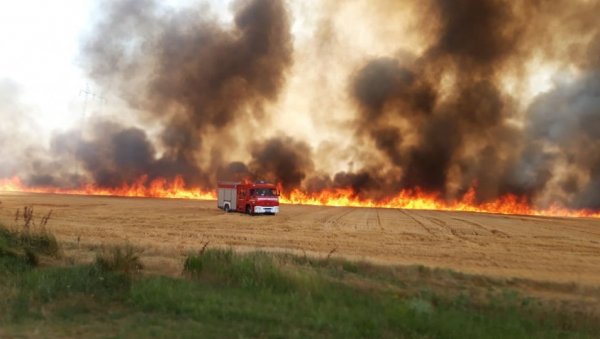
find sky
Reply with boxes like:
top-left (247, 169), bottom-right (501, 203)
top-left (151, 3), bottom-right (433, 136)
top-left (0, 0), bottom-right (235, 135)
top-left (0, 1), bottom-right (97, 132)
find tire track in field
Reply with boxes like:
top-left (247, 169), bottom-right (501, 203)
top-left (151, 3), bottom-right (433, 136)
top-left (322, 207), bottom-right (355, 230)
top-left (366, 208), bottom-right (383, 230)
top-left (452, 217), bottom-right (511, 239)
top-left (426, 215), bottom-right (485, 246)
top-left (396, 209), bottom-right (436, 236)
top-left (505, 215), bottom-right (600, 238)
top-left (313, 207), bottom-right (339, 223)
top-left (303, 206), bottom-right (343, 224)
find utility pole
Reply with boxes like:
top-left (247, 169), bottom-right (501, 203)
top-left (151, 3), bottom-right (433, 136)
top-left (76, 84), bottom-right (106, 180)
top-left (79, 84), bottom-right (106, 123)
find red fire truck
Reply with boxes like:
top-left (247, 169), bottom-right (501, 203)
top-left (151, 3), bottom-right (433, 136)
top-left (217, 181), bottom-right (280, 215)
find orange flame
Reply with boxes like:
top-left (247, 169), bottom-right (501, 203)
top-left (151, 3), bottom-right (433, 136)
top-left (0, 176), bottom-right (215, 200)
top-left (1, 176), bottom-right (599, 218)
top-left (281, 186), bottom-right (600, 218)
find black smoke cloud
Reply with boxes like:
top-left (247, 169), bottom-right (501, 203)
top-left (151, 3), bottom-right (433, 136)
top-left (49, 121), bottom-right (208, 188)
top-left (22, 0), bottom-right (295, 189)
top-left (85, 0), bottom-right (291, 132)
top-left (339, 0), bottom-right (600, 206)
top-left (347, 0), bottom-right (522, 201)
top-left (520, 70), bottom-right (600, 209)
top-left (91, 0), bottom-right (291, 179)
top-left (5, 0), bottom-right (600, 210)
top-left (248, 136), bottom-right (314, 191)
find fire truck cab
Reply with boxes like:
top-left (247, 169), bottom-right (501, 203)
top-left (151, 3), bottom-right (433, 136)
top-left (217, 181), bottom-right (280, 215)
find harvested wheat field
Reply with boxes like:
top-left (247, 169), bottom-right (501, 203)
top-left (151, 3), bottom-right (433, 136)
top-left (1, 191), bottom-right (600, 287)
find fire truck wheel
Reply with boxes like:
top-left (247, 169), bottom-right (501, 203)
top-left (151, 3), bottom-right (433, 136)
top-left (246, 205), bottom-right (253, 215)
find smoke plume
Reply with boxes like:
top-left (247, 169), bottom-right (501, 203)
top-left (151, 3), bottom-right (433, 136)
top-left (338, 0), bottom-right (600, 206)
top-left (3, 0), bottom-right (600, 209)
top-left (21, 0), bottom-right (294, 189)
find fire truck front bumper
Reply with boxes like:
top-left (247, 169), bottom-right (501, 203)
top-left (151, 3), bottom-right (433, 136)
top-left (253, 206), bottom-right (280, 214)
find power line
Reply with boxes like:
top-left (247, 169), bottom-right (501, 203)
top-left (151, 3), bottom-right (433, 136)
top-left (79, 84), bottom-right (106, 121)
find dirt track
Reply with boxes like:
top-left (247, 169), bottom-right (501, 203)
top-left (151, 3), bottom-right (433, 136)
top-left (1, 192), bottom-right (600, 286)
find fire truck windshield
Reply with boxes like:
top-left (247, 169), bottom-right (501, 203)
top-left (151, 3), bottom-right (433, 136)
top-left (251, 188), bottom-right (278, 197)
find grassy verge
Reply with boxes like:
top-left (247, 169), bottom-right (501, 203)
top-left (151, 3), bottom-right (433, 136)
top-left (0, 216), bottom-right (59, 272)
top-left (1, 222), bottom-right (598, 338)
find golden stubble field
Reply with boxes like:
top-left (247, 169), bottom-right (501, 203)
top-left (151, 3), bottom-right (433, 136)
top-left (1, 191), bottom-right (600, 288)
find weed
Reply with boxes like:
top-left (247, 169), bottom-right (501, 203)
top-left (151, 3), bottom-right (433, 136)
top-left (0, 213), bottom-right (59, 273)
top-left (184, 248), bottom-right (311, 293)
top-left (95, 244), bottom-right (144, 275)
top-left (342, 261), bottom-right (359, 273)
top-left (326, 247), bottom-right (337, 260)
top-left (8, 207), bottom-right (59, 258)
